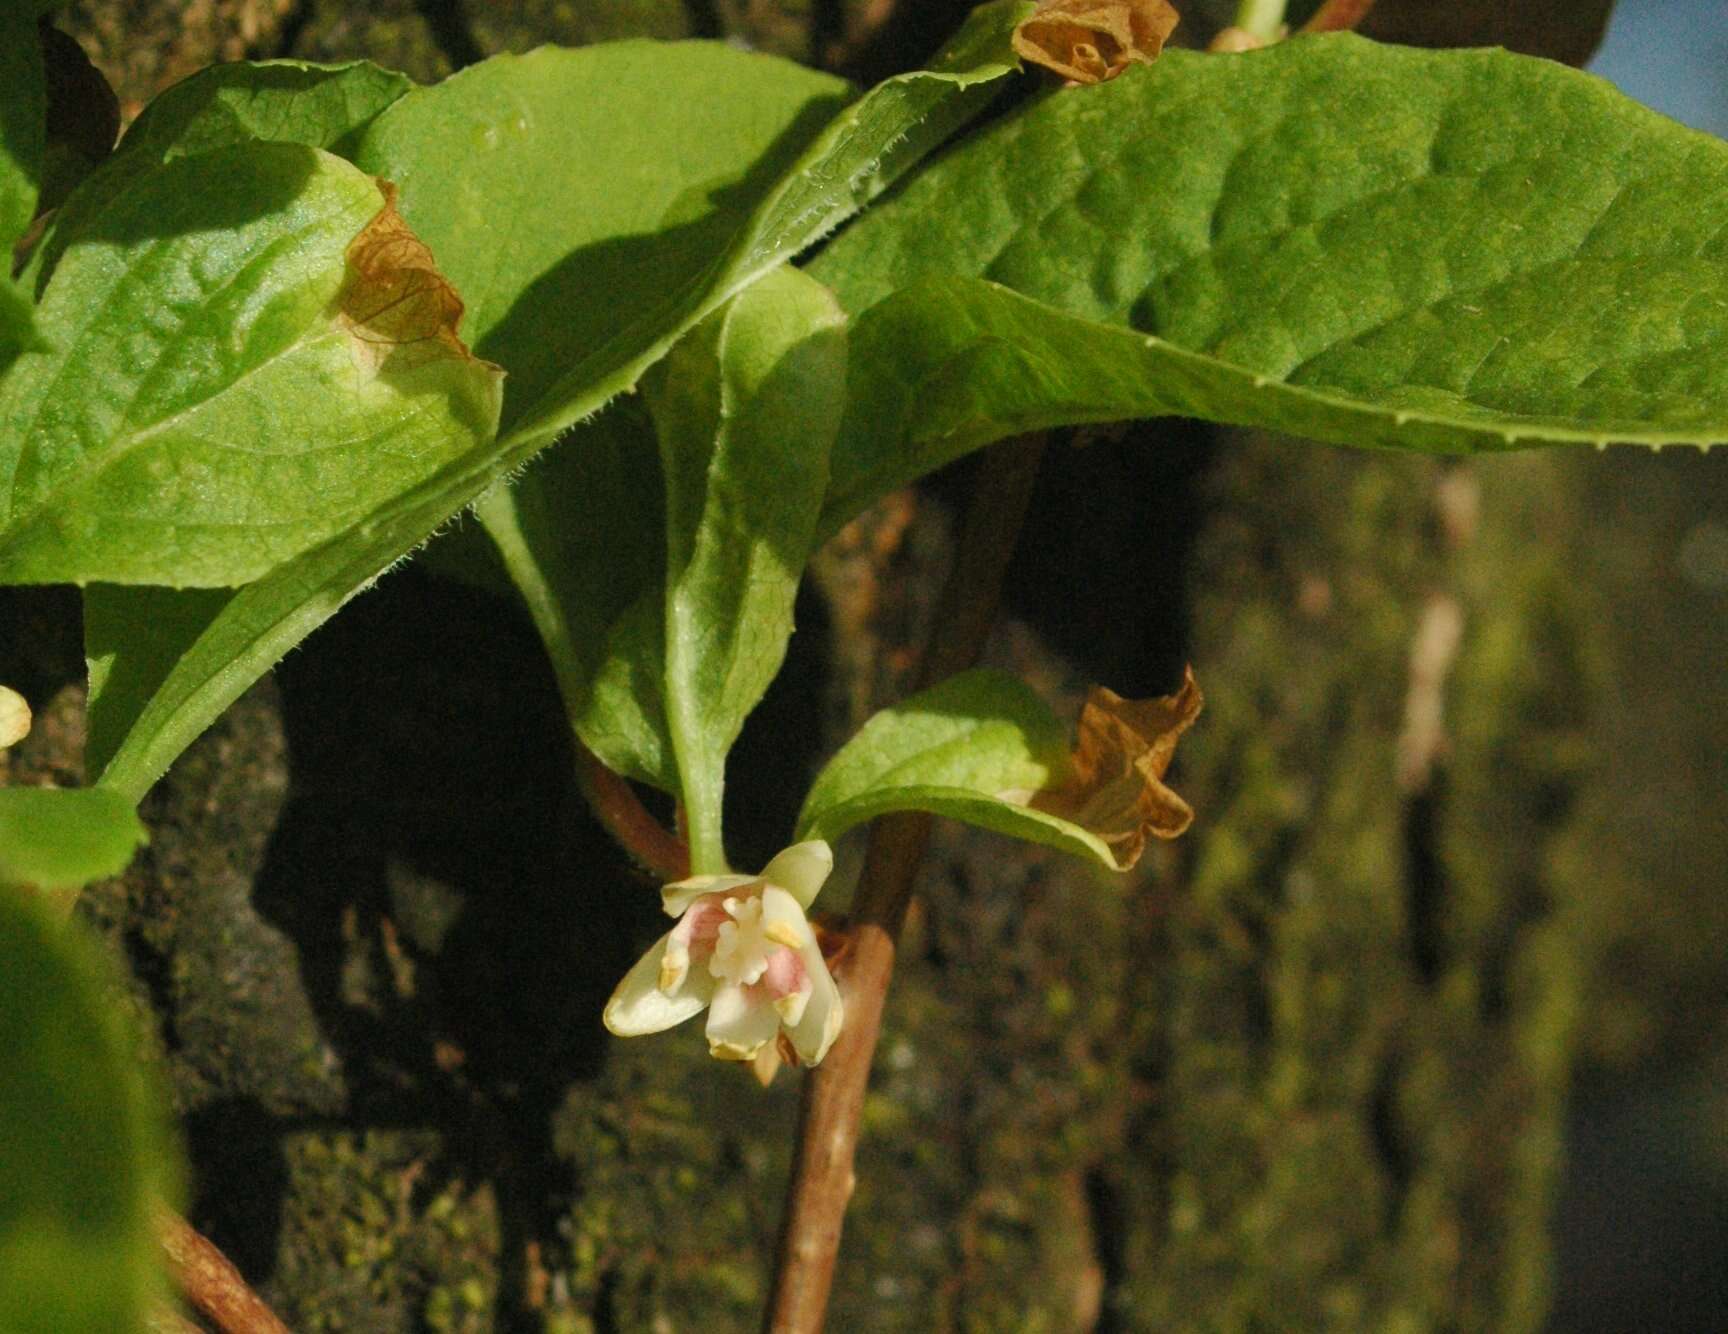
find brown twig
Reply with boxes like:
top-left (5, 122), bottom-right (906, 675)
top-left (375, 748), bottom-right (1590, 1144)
top-left (573, 738), bottom-right (690, 881)
top-left (1299, 0), bottom-right (1378, 33)
top-left (156, 1208), bottom-right (292, 1334)
top-left (764, 433), bottom-right (1048, 1333)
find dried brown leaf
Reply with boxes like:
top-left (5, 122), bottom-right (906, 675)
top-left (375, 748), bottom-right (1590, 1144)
top-left (1033, 666), bottom-right (1202, 868)
top-left (1013, 0), bottom-right (1180, 85)
top-left (338, 181), bottom-right (478, 375)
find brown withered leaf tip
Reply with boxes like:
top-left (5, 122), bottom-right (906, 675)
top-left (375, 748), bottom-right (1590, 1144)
top-left (1033, 666), bottom-right (1202, 870)
top-left (338, 181), bottom-right (477, 374)
top-left (1013, 0), bottom-right (1180, 85)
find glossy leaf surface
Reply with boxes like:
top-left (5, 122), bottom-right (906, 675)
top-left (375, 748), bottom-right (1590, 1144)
top-left (797, 669), bottom-right (1120, 869)
top-left (0, 146), bottom-right (502, 587)
top-left (810, 35), bottom-right (1728, 528)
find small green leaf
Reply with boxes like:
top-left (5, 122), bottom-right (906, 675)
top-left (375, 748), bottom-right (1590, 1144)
top-left (0, 887), bottom-right (171, 1334)
top-left (481, 266), bottom-right (848, 830)
top-left (654, 266), bottom-right (846, 866)
top-left (81, 15), bottom-right (1029, 799)
top-left (796, 669), bottom-right (1118, 869)
top-left (0, 785), bottom-right (146, 893)
top-left (0, 145), bottom-right (502, 587)
top-left (811, 36), bottom-right (1728, 475)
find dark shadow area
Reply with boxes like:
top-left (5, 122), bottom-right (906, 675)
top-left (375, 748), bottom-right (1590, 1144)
top-left (231, 566), bottom-right (648, 1328)
top-left (52, 137), bottom-right (318, 246)
top-left (988, 417), bottom-right (1216, 695)
top-left (682, 0), bottom-right (724, 41)
top-left (0, 586), bottom-right (85, 712)
top-left (160, 555), bottom-right (834, 1328)
top-left (183, 1096), bottom-right (293, 1282)
top-left (414, 0), bottom-right (485, 71)
top-left (262, 0), bottom-right (317, 61)
top-left (724, 584), bottom-right (834, 874)
top-left (835, 0), bottom-right (979, 87)
top-left (1402, 786), bottom-right (1447, 987)
top-left (1084, 1166), bottom-right (1131, 1334)
top-left (1550, 1063), bottom-right (1728, 1333)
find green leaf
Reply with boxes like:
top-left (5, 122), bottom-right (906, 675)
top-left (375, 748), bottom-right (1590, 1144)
top-left (470, 402), bottom-right (668, 780)
top-left (654, 266), bottom-right (846, 866)
top-left (0, 276), bottom-right (46, 375)
top-left (0, 887), bottom-right (171, 1334)
top-left (84, 585), bottom-right (233, 780)
top-left (481, 267), bottom-right (848, 827)
top-left (352, 42), bottom-right (848, 445)
top-left (810, 35), bottom-right (1728, 486)
top-left (795, 668), bottom-right (1118, 868)
top-left (22, 59), bottom-right (410, 296)
top-left (0, 784), bottom-right (146, 894)
top-left (121, 59), bottom-right (412, 164)
top-left (0, 144), bottom-right (503, 587)
top-left (355, 7), bottom-right (1025, 453)
top-left (85, 14), bottom-right (1029, 798)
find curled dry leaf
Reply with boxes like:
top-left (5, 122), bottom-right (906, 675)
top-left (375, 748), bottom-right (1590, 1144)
top-left (1032, 666), bottom-right (1202, 869)
top-left (1013, 0), bottom-right (1181, 85)
top-left (338, 181), bottom-right (482, 375)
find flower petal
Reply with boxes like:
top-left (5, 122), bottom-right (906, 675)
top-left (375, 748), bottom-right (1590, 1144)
top-left (603, 933), bottom-right (714, 1036)
top-left (754, 885), bottom-right (844, 1066)
top-left (705, 982), bottom-right (782, 1061)
top-left (787, 938), bottom-right (843, 1066)
top-left (761, 840), bottom-right (833, 910)
top-left (662, 872), bottom-right (759, 917)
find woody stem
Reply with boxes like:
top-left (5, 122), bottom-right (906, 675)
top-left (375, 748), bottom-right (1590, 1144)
top-left (763, 432), bottom-right (1048, 1333)
top-left (573, 739), bottom-right (691, 880)
top-left (157, 1208), bottom-right (292, 1334)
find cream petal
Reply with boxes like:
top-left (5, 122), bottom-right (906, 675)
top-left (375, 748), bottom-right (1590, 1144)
top-left (758, 886), bottom-right (817, 946)
top-left (705, 983), bottom-right (782, 1061)
top-left (787, 926), bottom-right (843, 1066)
top-left (761, 840), bottom-right (833, 910)
top-left (604, 934), bottom-right (714, 1036)
top-left (662, 873), bottom-right (760, 917)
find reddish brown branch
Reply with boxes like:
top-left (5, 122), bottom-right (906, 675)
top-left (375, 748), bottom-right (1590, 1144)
top-left (765, 433), bottom-right (1048, 1332)
top-left (157, 1208), bottom-right (291, 1334)
top-left (1299, 0), bottom-right (1378, 33)
top-left (573, 738), bottom-right (690, 881)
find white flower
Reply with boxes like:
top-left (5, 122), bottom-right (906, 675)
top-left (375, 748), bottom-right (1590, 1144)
top-left (603, 841), bottom-right (844, 1066)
